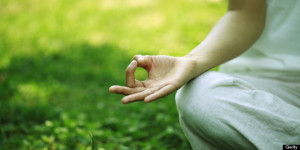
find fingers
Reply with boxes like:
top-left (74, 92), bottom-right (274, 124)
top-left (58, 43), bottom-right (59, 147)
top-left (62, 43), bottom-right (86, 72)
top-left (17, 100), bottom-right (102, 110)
top-left (122, 87), bottom-right (158, 104)
top-left (110, 84), bottom-right (177, 104)
top-left (126, 60), bottom-right (137, 87)
top-left (145, 84), bottom-right (177, 103)
top-left (126, 55), bottom-right (150, 87)
top-left (133, 55), bottom-right (151, 69)
top-left (109, 85), bottom-right (144, 95)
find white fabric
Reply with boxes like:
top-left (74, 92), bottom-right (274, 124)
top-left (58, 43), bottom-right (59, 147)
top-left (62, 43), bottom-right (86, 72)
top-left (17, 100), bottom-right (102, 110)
top-left (176, 1), bottom-right (300, 149)
top-left (220, 0), bottom-right (300, 75)
top-left (176, 71), bottom-right (300, 150)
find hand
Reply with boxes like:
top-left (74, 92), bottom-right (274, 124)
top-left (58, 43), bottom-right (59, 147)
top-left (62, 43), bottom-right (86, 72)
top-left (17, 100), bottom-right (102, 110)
top-left (109, 55), bottom-right (199, 104)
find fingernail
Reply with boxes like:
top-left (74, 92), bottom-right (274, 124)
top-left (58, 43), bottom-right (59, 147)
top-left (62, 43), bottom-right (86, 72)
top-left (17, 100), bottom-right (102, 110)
top-left (138, 57), bottom-right (144, 62)
top-left (130, 60), bottom-right (135, 67)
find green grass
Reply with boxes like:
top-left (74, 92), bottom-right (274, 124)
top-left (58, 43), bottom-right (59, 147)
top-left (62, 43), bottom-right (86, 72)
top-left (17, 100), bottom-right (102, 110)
top-left (0, 0), bottom-right (226, 149)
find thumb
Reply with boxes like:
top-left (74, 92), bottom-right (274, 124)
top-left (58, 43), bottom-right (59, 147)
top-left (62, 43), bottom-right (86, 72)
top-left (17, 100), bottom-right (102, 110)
top-left (133, 55), bottom-right (152, 70)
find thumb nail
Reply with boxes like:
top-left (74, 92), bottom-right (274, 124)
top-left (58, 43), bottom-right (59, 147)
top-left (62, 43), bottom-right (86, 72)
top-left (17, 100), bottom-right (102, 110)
top-left (138, 57), bottom-right (144, 63)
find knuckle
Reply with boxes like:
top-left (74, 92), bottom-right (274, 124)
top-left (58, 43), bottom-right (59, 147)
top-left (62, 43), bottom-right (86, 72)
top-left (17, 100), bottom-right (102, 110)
top-left (118, 88), bottom-right (125, 93)
top-left (144, 55), bottom-right (150, 59)
top-left (122, 88), bottom-right (131, 95)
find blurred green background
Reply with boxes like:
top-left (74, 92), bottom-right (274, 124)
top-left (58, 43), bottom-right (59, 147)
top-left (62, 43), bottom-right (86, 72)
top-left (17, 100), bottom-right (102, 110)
top-left (0, 0), bottom-right (226, 149)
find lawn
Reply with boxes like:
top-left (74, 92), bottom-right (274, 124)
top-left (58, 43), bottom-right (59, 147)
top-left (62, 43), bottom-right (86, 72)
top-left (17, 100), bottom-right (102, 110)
top-left (0, 0), bottom-right (226, 149)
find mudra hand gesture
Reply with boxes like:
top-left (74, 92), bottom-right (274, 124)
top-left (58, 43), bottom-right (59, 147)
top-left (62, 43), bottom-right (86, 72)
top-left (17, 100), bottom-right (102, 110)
top-left (109, 55), bottom-right (199, 104)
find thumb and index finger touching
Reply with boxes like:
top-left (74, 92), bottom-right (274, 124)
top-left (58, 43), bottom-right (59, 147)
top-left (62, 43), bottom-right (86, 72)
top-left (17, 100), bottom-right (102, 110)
top-left (109, 55), bottom-right (150, 92)
top-left (126, 55), bottom-right (151, 87)
top-left (110, 55), bottom-right (178, 103)
top-left (133, 55), bottom-right (151, 69)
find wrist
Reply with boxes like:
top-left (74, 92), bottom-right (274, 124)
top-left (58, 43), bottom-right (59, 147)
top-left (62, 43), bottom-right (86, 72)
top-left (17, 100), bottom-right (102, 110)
top-left (181, 54), bottom-right (213, 77)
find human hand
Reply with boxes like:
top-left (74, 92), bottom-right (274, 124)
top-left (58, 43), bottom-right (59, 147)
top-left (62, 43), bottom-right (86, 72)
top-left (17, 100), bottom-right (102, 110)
top-left (109, 55), bottom-right (199, 104)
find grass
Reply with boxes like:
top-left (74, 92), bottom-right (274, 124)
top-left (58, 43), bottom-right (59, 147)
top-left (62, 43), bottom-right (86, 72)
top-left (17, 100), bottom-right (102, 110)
top-left (0, 0), bottom-right (226, 149)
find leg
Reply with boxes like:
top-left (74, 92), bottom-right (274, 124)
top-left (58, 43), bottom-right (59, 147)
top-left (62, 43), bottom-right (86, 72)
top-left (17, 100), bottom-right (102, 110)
top-left (176, 71), bottom-right (300, 150)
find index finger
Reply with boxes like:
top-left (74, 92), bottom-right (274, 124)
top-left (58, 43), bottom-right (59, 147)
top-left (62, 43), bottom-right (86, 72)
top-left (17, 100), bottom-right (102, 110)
top-left (126, 60), bottom-right (137, 88)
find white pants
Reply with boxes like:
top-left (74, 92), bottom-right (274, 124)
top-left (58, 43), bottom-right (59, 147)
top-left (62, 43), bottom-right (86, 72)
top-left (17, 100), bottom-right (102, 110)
top-left (176, 71), bottom-right (300, 150)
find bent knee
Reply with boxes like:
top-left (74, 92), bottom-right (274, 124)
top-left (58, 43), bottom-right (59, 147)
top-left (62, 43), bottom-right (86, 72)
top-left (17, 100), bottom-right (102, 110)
top-left (176, 71), bottom-right (259, 149)
top-left (175, 71), bottom-right (255, 128)
top-left (176, 71), bottom-right (234, 111)
top-left (175, 71), bottom-right (256, 109)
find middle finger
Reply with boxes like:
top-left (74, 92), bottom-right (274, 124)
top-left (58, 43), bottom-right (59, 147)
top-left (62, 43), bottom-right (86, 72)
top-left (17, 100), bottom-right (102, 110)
top-left (122, 87), bottom-right (159, 104)
top-left (109, 85), bottom-right (144, 95)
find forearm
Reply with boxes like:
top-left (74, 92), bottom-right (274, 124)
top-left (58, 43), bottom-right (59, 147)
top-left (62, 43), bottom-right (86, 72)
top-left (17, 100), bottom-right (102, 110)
top-left (185, 0), bottom-right (266, 76)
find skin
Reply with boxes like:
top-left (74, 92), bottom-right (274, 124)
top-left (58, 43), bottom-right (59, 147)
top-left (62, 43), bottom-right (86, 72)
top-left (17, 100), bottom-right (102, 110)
top-left (109, 0), bottom-right (267, 104)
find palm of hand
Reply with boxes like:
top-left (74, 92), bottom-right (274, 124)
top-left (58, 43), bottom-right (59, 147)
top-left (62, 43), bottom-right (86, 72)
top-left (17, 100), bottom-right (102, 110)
top-left (109, 55), bottom-right (197, 104)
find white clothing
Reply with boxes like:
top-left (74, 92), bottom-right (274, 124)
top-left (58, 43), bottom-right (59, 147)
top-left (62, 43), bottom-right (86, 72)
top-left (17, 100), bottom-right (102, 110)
top-left (175, 0), bottom-right (300, 149)
top-left (176, 71), bottom-right (300, 150)
top-left (220, 0), bottom-right (300, 75)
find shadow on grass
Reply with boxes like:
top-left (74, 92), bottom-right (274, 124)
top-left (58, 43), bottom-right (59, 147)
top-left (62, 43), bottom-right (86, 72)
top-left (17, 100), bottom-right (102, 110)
top-left (0, 43), bottom-right (191, 149)
top-left (0, 43), bottom-right (127, 147)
